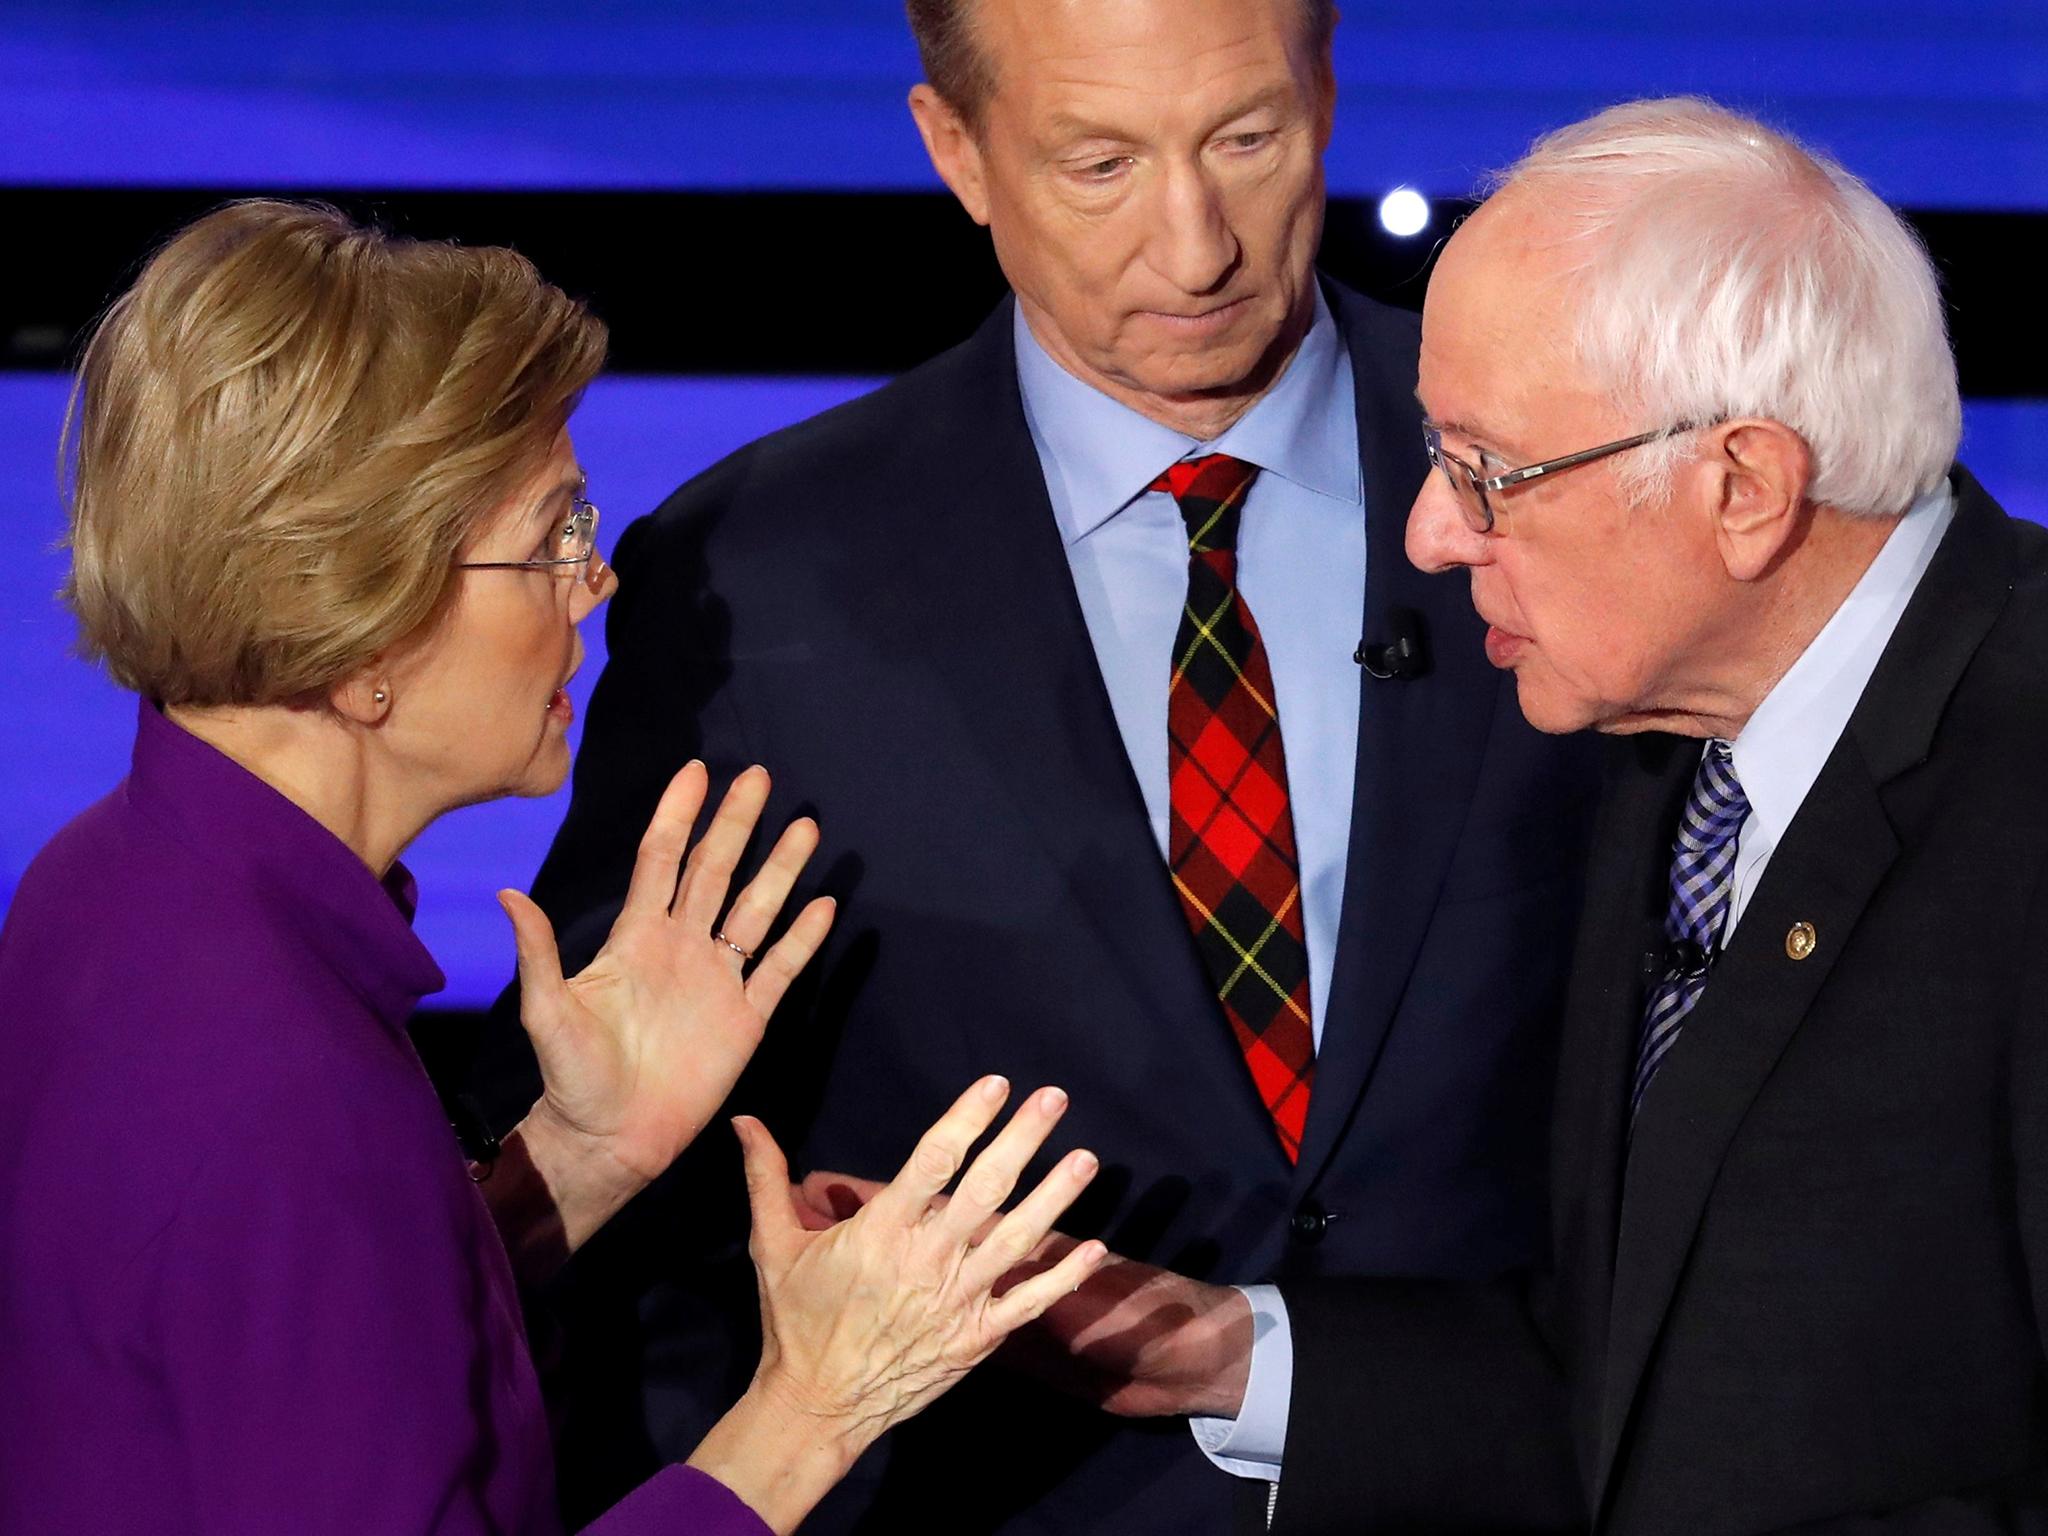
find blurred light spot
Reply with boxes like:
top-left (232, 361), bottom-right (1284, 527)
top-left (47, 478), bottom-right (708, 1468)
top-left (1378, 187), bottom-right (1430, 237)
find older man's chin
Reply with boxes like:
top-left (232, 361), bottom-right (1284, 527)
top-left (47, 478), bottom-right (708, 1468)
top-left (1518, 684), bottom-right (1678, 740)
top-left (1504, 667), bottom-right (1624, 738)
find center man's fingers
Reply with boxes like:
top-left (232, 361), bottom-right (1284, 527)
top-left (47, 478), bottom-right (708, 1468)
top-left (864, 1075), bottom-right (1012, 1228)
top-left (924, 1085), bottom-right (1071, 1250)
top-left (673, 766), bottom-right (771, 929)
top-left (621, 760), bottom-right (710, 922)
top-left (715, 814), bottom-right (821, 957)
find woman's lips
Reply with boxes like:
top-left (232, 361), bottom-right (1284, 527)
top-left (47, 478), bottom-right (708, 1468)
top-left (547, 686), bottom-right (574, 724)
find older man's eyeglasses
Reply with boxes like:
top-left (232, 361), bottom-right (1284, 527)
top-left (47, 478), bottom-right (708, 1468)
top-left (457, 497), bottom-right (601, 577)
top-left (1422, 422), bottom-right (1703, 535)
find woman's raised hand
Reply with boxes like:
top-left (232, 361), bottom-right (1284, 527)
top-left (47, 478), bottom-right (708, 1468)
top-left (497, 760), bottom-right (834, 1225)
top-left (750, 1082), bottom-right (1104, 1430)
top-left (686, 1078), bottom-right (1106, 1532)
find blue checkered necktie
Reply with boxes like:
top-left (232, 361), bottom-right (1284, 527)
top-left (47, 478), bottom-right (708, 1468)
top-left (1633, 742), bottom-right (1750, 1118)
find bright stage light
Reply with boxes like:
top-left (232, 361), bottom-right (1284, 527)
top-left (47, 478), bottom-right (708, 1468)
top-left (1378, 187), bottom-right (1430, 237)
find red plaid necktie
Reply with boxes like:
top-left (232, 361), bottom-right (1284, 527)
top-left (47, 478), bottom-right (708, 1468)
top-left (1157, 454), bottom-right (1315, 1162)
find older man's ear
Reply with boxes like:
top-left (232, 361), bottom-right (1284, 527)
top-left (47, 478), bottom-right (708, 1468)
top-left (1703, 418), bottom-right (1815, 583)
top-left (908, 84), bottom-right (993, 227)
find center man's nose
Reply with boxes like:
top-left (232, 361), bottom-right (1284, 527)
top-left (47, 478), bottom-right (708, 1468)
top-left (1405, 472), bottom-right (1492, 575)
top-left (1152, 164), bottom-right (1240, 295)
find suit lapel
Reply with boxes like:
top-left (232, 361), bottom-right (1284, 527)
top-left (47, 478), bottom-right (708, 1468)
top-left (1592, 738), bottom-right (1899, 1507)
top-left (890, 302), bottom-right (1282, 1148)
top-left (1553, 733), bottom-right (1695, 1415)
top-left (1295, 286), bottom-right (1504, 1186)
top-left (1589, 468), bottom-right (2020, 1510)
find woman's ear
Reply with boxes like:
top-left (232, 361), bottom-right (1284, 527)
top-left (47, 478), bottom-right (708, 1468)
top-left (331, 666), bottom-right (393, 726)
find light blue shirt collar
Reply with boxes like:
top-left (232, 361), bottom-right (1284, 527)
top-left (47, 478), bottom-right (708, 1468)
top-left (1013, 288), bottom-right (1360, 546)
top-left (1728, 477), bottom-right (1956, 853)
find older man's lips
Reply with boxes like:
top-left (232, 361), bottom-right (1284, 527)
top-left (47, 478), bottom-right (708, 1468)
top-left (1483, 626), bottom-right (1528, 667)
top-left (1137, 297), bottom-right (1251, 335)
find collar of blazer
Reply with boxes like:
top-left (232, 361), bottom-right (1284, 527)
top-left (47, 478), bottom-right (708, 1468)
top-left (1587, 464), bottom-right (2020, 1513)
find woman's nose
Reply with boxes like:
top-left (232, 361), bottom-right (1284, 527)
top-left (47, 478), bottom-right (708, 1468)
top-left (571, 555), bottom-right (618, 619)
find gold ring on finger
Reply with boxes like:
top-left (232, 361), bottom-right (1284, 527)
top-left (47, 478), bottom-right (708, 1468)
top-left (713, 931), bottom-right (753, 962)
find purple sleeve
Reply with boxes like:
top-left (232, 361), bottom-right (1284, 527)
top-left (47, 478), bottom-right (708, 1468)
top-left (151, 1084), bottom-right (561, 1533)
top-left (584, 1466), bottom-right (774, 1536)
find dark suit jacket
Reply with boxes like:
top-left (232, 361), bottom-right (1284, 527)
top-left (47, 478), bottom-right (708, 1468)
top-left (473, 280), bottom-right (1601, 1535)
top-left (1277, 467), bottom-right (2048, 1535)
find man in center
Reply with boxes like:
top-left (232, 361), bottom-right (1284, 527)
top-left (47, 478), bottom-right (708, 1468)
top-left (497, 0), bottom-right (1598, 1529)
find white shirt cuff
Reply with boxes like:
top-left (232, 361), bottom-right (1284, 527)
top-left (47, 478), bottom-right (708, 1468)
top-left (1188, 1283), bottom-right (1291, 1481)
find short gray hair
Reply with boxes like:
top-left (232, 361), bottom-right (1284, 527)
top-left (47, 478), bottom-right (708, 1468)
top-left (1493, 96), bottom-right (1959, 518)
top-left (906, 0), bottom-right (1336, 130)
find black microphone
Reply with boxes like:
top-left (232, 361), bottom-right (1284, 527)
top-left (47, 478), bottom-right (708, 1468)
top-left (1641, 937), bottom-right (1713, 982)
top-left (1355, 607), bottom-right (1428, 680)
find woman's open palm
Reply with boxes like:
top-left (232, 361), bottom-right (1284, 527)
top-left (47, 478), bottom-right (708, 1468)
top-left (499, 761), bottom-right (835, 1187)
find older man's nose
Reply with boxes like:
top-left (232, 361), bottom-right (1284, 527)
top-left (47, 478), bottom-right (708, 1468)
top-left (1406, 473), bottom-right (1490, 574)
top-left (1153, 168), bottom-right (1240, 294)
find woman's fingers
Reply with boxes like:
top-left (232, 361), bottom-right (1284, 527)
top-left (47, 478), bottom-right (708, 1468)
top-left (499, 888), bottom-right (571, 1025)
top-left (621, 760), bottom-right (710, 922)
top-left (960, 1146), bottom-right (1099, 1294)
top-left (734, 1115), bottom-right (801, 1270)
top-left (985, 1235), bottom-right (1110, 1336)
top-left (927, 1086), bottom-right (1071, 1248)
top-left (717, 816), bottom-right (821, 957)
top-left (743, 896), bottom-right (837, 1017)
top-left (865, 1075), bottom-right (1012, 1227)
top-left (674, 766), bottom-right (772, 931)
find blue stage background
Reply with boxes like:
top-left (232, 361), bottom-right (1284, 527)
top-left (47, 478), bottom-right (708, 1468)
top-left (5, 1), bottom-right (2044, 206)
top-left (4, 1), bottom-right (2043, 1004)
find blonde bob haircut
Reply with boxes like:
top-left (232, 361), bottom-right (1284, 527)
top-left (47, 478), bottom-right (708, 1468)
top-left (62, 199), bottom-right (608, 706)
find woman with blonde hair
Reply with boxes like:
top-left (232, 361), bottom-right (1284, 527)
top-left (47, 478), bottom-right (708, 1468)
top-left (0, 200), bottom-right (1105, 1533)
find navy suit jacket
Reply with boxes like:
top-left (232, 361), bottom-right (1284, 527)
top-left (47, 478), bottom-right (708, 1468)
top-left (473, 279), bottom-right (1602, 1535)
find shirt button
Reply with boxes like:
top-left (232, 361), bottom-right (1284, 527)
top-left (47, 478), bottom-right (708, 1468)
top-left (1289, 1199), bottom-right (1330, 1245)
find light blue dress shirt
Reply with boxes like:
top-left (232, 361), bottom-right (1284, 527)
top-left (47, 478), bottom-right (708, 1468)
top-left (1013, 293), bottom-right (1364, 1045)
top-left (1203, 475), bottom-right (1959, 1484)
top-left (1012, 296), bottom-right (1363, 1483)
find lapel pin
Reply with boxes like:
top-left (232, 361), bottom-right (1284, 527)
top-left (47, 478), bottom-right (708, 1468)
top-left (1785, 921), bottom-right (1817, 961)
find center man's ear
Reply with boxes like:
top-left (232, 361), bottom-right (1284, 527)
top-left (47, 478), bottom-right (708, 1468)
top-left (908, 83), bottom-right (993, 227)
top-left (1311, 41), bottom-right (1336, 151)
top-left (1704, 419), bottom-right (1814, 583)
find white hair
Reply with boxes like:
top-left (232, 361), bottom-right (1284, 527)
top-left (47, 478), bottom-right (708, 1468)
top-left (1492, 97), bottom-right (1960, 517)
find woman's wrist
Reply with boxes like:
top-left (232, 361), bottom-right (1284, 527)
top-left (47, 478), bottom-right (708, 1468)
top-left (479, 1109), bottom-right (648, 1283)
top-left (685, 1374), bottom-right (872, 1536)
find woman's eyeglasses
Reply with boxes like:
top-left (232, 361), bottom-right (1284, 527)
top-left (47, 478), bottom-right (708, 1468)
top-left (456, 498), bottom-right (600, 577)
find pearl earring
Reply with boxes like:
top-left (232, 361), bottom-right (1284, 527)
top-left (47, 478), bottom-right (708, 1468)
top-left (373, 689), bottom-right (389, 704)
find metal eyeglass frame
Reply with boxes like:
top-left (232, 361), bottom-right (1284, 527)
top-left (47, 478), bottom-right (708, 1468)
top-left (1422, 422), bottom-right (1705, 534)
top-left (455, 497), bottom-right (600, 574)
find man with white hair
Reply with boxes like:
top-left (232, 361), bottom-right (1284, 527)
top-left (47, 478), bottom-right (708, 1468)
top-left (1016, 96), bottom-right (2048, 1530)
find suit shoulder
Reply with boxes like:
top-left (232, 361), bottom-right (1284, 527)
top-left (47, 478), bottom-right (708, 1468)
top-left (1983, 511), bottom-right (2048, 659)
top-left (1325, 277), bottom-right (1423, 345)
top-left (635, 318), bottom-right (1009, 548)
